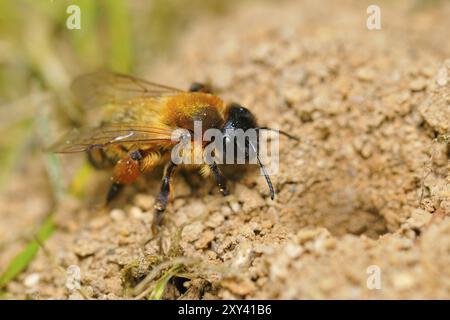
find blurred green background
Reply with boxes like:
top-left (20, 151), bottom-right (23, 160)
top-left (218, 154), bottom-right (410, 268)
top-left (0, 0), bottom-right (237, 100)
top-left (0, 0), bottom-right (250, 193)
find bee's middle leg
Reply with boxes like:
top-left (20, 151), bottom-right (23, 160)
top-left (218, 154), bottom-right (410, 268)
top-left (152, 162), bottom-right (177, 235)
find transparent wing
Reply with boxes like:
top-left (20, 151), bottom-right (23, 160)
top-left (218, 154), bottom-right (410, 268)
top-left (71, 71), bottom-right (184, 108)
top-left (48, 123), bottom-right (176, 153)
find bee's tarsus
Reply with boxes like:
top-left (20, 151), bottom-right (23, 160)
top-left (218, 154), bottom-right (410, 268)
top-left (209, 162), bottom-right (229, 196)
top-left (151, 211), bottom-right (163, 235)
top-left (152, 162), bottom-right (177, 233)
top-left (106, 182), bottom-right (124, 203)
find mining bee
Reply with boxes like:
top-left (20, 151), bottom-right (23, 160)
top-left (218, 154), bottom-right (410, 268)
top-left (50, 72), bottom-right (297, 233)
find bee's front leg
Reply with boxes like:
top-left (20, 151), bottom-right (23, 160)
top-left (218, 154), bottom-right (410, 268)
top-left (152, 162), bottom-right (177, 235)
top-left (209, 162), bottom-right (229, 196)
top-left (188, 82), bottom-right (212, 93)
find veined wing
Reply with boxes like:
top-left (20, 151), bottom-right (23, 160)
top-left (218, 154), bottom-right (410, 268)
top-left (49, 123), bottom-right (176, 153)
top-left (71, 71), bottom-right (184, 108)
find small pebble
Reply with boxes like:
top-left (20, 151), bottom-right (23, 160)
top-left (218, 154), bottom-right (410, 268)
top-left (409, 78), bottom-right (427, 91)
top-left (110, 209), bottom-right (126, 221)
top-left (436, 67), bottom-right (448, 86)
top-left (24, 273), bottom-right (40, 288)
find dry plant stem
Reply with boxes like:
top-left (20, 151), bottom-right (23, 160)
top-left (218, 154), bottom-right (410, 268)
top-left (132, 257), bottom-right (200, 298)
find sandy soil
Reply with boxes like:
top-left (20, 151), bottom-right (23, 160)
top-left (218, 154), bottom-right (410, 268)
top-left (1, 0), bottom-right (449, 299)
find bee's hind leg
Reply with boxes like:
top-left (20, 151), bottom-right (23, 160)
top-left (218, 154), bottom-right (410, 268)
top-left (106, 149), bottom-right (143, 204)
top-left (189, 82), bottom-right (212, 93)
top-left (152, 162), bottom-right (177, 235)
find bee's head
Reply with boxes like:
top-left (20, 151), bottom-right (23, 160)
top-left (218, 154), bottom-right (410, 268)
top-left (221, 103), bottom-right (259, 163)
top-left (219, 103), bottom-right (274, 199)
top-left (219, 102), bottom-right (298, 200)
top-left (222, 103), bottom-right (258, 132)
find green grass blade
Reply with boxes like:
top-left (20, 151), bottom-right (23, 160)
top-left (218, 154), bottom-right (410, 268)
top-left (36, 103), bottom-right (65, 203)
top-left (43, 153), bottom-right (65, 203)
top-left (0, 216), bottom-right (55, 288)
top-left (148, 265), bottom-right (182, 300)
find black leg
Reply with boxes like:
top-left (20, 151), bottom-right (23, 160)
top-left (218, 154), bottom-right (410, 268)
top-left (189, 82), bottom-right (212, 93)
top-left (209, 162), bottom-right (229, 196)
top-left (106, 182), bottom-right (124, 203)
top-left (152, 162), bottom-right (177, 234)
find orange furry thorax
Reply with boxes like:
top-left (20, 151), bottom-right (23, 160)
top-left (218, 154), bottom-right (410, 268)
top-left (161, 92), bottom-right (225, 132)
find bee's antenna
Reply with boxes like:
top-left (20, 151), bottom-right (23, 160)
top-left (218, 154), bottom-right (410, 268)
top-left (249, 140), bottom-right (275, 200)
top-left (257, 127), bottom-right (299, 141)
